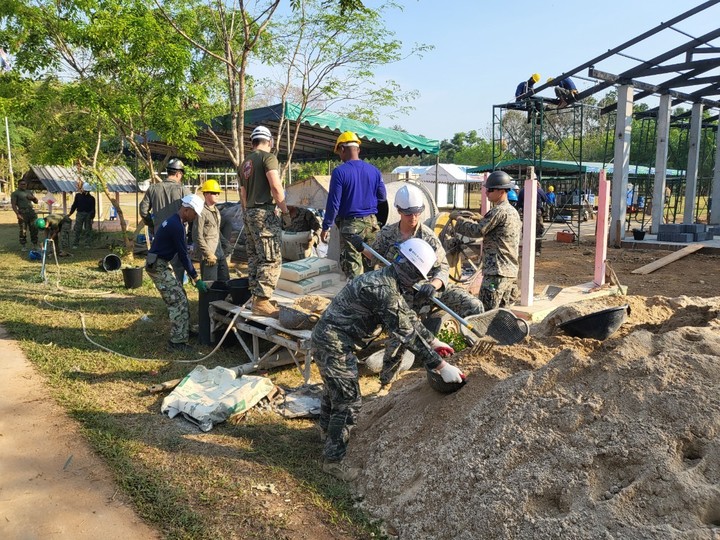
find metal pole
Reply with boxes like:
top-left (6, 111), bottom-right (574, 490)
top-left (5, 117), bottom-right (14, 192)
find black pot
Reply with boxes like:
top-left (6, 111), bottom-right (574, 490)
top-left (632, 229), bottom-right (646, 241)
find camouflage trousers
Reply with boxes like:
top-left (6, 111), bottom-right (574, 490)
top-left (72, 211), bottom-right (93, 246)
top-left (146, 257), bottom-right (190, 344)
top-left (337, 215), bottom-right (380, 279)
top-left (243, 207), bottom-right (282, 298)
top-left (17, 210), bottom-right (38, 246)
top-left (314, 348), bottom-right (362, 462)
top-left (480, 275), bottom-right (519, 312)
top-left (381, 285), bottom-right (484, 385)
top-left (49, 219), bottom-right (73, 253)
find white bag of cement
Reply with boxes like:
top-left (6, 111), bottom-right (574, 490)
top-left (281, 231), bottom-right (314, 261)
top-left (161, 366), bottom-right (274, 432)
top-left (280, 257), bottom-right (339, 282)
top-left (276, 272), bottom-right (344, 295)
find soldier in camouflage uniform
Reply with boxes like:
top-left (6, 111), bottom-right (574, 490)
top-left (320, 131), bottom-right (386, 279)
top-left (240, 126), bottom-right (290, 317)
top-left (11, 179), bottom-right (39, 250)
top-left (311, 238), bottom-right (463, 482)
top-left (145, 195), bottom-right (208, 352)
top-left (36, 214), bottom-right (73, 256)
top-left (354, 184), bottom-right (484, 385)
top-left (451, 171), bottom-right (522, 311)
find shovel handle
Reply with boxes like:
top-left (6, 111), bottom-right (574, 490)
top-left (361, 242), bottom-right (484, 341)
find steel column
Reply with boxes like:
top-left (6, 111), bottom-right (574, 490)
top-left (712, 120), bottom-right (720, 225)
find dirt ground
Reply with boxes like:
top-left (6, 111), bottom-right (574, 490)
top-left (2, 201), bottom-right (719, 539)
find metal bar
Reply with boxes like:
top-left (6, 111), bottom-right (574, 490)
top-left (532, 0), bottom-right (720, 96)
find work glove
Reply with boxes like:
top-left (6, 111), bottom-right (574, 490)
top-left (194, 279), bottom-right (208, 293)
top-left (436, 362), bottom-right (465, 384)
top-left (431, 338), bottom-right (454, 358)
top-left (282, 211), bottom-right (293, 229)
top-left (204, 253), bottom-right (217, 267)
top-left (415, 283), bottom-right (437, 301)
top-left (347, 233), bottom-right (365, 252)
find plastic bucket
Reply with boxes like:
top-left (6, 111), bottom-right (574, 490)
top-left (122, 267), bottom-right (144, 289)
top-left (198, 281), bottom-right (231, 345)
top-left (228, 277), bottom-right (251, 306)
top-left (632, 229), bottom-right (646, 241)
top-left (99, 254), bottom-right (122, 272)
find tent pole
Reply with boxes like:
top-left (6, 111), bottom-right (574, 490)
top-left (5, 117), bottom-right (14, 193)
top-left (434, 154), bottom-right (439, 204)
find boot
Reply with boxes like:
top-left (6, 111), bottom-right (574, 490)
top-left (251, 296), bottom-right (279, 318)
top-left (322, 460), bottom-right (360, 482)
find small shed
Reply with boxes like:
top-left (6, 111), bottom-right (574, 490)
top-left (415, 164), bottom-right (482, 208)
top-left (21, 165), bottom-right (139, 216)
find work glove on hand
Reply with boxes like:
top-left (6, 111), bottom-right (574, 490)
top-left (204, 253), bottom-right (217, 267)
top-left (282, 211), bottom-right (293, 229)
top-left (194, 279), bottom-right (208, 293)
top-left (431, 338), bottom-right (454, 358)
top-left (436, 362), bottom-right (465, 384)
top-left (348, 234), bottom-right (365, 252)
top-left (415, 283), bottom-right (437, 301)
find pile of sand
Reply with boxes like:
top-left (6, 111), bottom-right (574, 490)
top-left (348, 295), bottom-right (720, 539)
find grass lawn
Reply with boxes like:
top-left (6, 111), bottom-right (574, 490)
top-left (0, 208), bottom-right (382, 540)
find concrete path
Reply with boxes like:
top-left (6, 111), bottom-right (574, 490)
top-left (0, 326), bottom-right (160, 540)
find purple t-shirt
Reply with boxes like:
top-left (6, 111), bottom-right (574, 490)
top-left (322, 160), bottom-right (387, 230)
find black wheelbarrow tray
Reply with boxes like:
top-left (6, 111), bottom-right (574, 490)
top-left (558, 304), bottom-right (631, 341)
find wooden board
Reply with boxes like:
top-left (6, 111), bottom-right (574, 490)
top-left (631, 243), bottom-right (706, 275)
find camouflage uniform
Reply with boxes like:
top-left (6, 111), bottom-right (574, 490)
top-left (311, 266), bottom-right (444, 462)
top-left (44, 214), bottom-right (73, 253)
top-left (10, 187), bottom-right (38, 247)
top-left (337, 215), bottom-right (380, 278)
top-left (145, 258), bottom-right (190, 344)
top-left (284, 206), bottom-right (321, 233)
top-left (240, 149), bottom-right (282, 299)
top-left (454, 200), bottom-right (522, 311)
top-left (371, 222), bottom-right (484, 383)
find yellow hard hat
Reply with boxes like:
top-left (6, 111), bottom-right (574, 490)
top-left (201, 179), bottom-right (222, 193)
top-left (548, 186), bottom-right (555, 192)
top-left (531, 73), bottom-right (541, 83)
top-left (334, 131), bottom-right (361, 154)
top-left (547, 77), bottom-right (554, 84)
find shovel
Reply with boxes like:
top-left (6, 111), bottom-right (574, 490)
top-left (361, 242), bottom-right (497, 355)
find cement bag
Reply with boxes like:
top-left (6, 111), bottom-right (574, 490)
top-left (276, 272), bottom-right (344, 295)
top-left (280, 257), bottom-right (339, 282)
top-left (281, 230), bottom-right (314, 261)
top-left (161, 366), bottom-right (274, 432)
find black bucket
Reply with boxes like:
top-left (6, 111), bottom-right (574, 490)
top-left (632, 229), bottom-right (646, 241)
top-left (99, 254), bottom-right (122, 272)
top-left (122, 267), bottom-right (144, 289)
top-left (228, 277), bottom-right (251, 306)
top-left (198, 281), bottom-right (230, 345)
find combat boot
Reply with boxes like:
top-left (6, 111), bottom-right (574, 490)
top-left (322, 460), bottom-right (360, 482)
top-left (251, 296), bottom-right (279, 318)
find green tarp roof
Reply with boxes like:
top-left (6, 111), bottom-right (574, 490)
top-left (467, 159), bottom-right (684, 177)
top-left (146, 102), bottom-right (439, 166)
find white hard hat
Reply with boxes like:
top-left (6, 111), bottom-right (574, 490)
top-left (398, 238), bottom-right (436, 279)
top-left (251, 125), bottom-right (272, 142)
top-left (181, 194), bottom-right (204, 215)
top-left (82, 182), bottom-right (92, 192)
top-left (394, 184), bottom-right (425, 214)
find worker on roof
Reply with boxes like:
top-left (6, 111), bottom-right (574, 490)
top-left (193, 179), bottom-right (230, 282)
top-left (320, 131), bottom-right (387, 279)
top-left (547, 77), bottom-right (579, 108)
top-left (349, 184), bottom-right (484, 388)
top-left (450, 171), bottom-right (522, 311)
top-left (240, 125), bottom-right (291, 318)
top-left (515, 73), bottom-right (541, 102)
top-left (312, 238), bottom-right (462, 482)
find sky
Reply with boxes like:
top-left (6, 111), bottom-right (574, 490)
top-left (365, 0), bottom-right (720, 142)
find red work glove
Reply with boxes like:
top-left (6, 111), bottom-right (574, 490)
top-left (431, 338), bottom-right (454, 358)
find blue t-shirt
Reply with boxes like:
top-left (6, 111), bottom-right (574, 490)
top-left (149, 213), bottom-right (198, 279)
top-left (558, 78), bottom-right (577, 92)
top-left (546, 192), bottom-right (556, 205)
top-left (322, 160), bottom-right (387, 230)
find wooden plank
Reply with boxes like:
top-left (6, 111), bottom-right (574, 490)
top-left (631, 243), bottom-right (706, 275)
